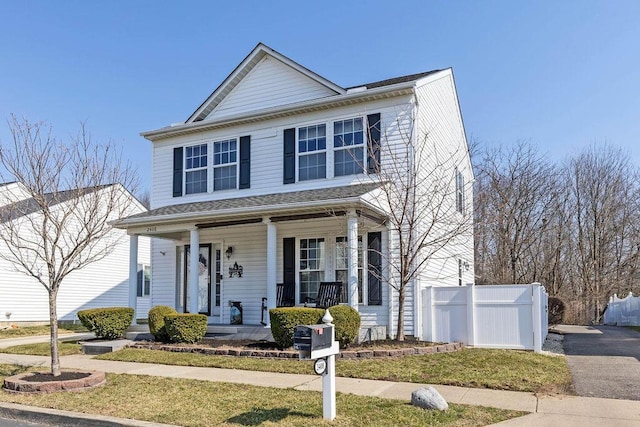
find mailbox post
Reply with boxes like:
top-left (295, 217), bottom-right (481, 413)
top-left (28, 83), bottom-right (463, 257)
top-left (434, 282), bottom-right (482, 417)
top-left (292, 309), bottom-right (339, 421)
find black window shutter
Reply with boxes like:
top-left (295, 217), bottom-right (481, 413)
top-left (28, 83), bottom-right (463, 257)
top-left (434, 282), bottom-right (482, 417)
top-left (173, 147), bottom-right (183, 197)
top-left (239, 135), bottom-right (251, 189)
top-left (367, 232), bottom-right (382, 305)
top-left (367, 113), bottom-right (381, 173)
top-left (283, 237), bottom-right (296, 302)
top-left (283, 128), bottom-right (296, 184)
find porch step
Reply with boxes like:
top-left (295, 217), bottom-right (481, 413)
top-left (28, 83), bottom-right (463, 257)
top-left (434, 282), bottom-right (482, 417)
top-left (81, 339), bottom-right (131, 355)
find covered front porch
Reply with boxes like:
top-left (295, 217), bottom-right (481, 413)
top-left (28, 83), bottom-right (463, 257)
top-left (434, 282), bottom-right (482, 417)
top-left (115, 184), bottom-right (392, 333)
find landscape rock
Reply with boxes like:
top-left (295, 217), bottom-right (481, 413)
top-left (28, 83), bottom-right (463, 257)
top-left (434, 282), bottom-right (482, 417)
top-left (411, 386), bottom-right (448, 411)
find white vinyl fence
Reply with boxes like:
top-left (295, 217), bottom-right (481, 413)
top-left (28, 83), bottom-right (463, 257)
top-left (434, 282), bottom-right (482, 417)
top-left (422, 283), bottom-right (548, 352)
top-left (604, 293), bottom-right (640, 326)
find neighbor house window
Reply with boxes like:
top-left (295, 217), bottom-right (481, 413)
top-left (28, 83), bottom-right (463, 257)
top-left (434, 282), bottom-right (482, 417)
top-left (334, 118), bottom-right (364, 176)
top-left (458, 259), bottom-right (463, 286)
top-left (299, 238), bottom-right (325, 303)
top-left (213, 139), bottom-right (237, 191)
top-left (185, 144), bottom-right (208, 194)
top-left (456, 169), bottom-right (465, 214)
top-left (335, 236), bottom-right (363, 304)
top-left (137, 264), bottom-right (151, 297)
top-left (298, 124), bottom-right (326, 181)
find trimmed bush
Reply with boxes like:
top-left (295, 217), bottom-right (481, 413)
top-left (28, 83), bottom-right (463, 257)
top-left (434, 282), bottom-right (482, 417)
top-left (165, 314), bottom-right (207, 344)
top-left (77, 307), bottom-right (134, 339)
top-left (328, 305), bottom-right (361, 348)
top-left (269, 307), bottom-right (324, 349)
top-left (148, 305), bottom-right (178, 342)
top-left (269, 306), bottom-right (362, 349)
top-left (548, 297), bottom-right (565, 325)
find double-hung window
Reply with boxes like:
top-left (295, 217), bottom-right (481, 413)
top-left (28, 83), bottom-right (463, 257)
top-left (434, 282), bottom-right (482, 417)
top-left (213, 139), bottom-right (237, 191)
top-left (334, 118), bottom-right (364, 177)
top-left (335, 236), bottom-right (363, 304)
top-left (137, 264), bottom-right (151, 297)
top-left (185, 144), bottom-right (208, 194)
top-left (299, 238), bottom-right (325, 303)
top-left (298, 124), bottom-right (326, 181)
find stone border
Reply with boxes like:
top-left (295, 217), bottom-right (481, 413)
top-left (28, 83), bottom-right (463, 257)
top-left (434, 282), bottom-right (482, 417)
top-left (129, 342), bottom-right (463, 359)
top-left (2, 370), bottom-right (106, 394)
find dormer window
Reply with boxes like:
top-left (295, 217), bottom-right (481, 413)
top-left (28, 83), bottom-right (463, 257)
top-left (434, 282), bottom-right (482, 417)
top-left (185, 144), bottom-right (208, 195)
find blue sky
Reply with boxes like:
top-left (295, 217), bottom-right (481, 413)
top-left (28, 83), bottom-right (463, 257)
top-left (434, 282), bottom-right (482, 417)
top-left (1, 1), bottom-right (639, 191)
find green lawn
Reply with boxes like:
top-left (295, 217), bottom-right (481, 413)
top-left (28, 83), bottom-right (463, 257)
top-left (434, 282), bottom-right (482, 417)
top-left (0, 364), bottom-right (524, 426)
top-left (0, 341), bottom-right (82, 356)
top-left (628, 326), bottom-right (640, 333)
top-left (97, 347), bottom-right (572, 393)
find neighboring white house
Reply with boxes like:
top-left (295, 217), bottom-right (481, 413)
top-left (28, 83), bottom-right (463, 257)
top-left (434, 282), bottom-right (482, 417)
top-left (115, 43), bottom-right (474, 339)
top-left (0, 181), bottom-right (151, 323)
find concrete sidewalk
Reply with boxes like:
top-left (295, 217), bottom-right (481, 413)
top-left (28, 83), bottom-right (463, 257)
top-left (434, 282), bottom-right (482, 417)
top-left (1, 336), bottom-right (640, 426)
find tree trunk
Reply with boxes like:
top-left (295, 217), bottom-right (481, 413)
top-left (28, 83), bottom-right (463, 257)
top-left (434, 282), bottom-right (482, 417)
top-left (49, 289), bottom-right (61, 377)
top-left (396, 285), bottom-right (406, 341)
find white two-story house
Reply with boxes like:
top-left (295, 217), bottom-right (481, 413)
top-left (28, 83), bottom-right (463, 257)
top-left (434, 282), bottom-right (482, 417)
top-left (116, 43), bottom-right (473, 339)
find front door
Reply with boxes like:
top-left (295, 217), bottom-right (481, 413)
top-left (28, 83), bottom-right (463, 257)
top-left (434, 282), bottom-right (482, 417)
top-left (184, 244), bottom-right (212, 315)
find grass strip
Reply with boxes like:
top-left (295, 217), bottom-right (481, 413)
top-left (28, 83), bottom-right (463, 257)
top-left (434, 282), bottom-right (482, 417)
top-left (97, 347), bottom-right (572, 393)
top-left (0, 341), bottom-right (82, 356)
top-left (0, 325), bottom-right (83, 339)
top-left (0, 364), bottom-right (524, 426)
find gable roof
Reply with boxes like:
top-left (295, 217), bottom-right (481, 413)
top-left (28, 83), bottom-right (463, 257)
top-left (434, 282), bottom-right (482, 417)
top-left (187, 43), bottom-right (346, 123)
top-left (142, 44), bottom-right (446, 141)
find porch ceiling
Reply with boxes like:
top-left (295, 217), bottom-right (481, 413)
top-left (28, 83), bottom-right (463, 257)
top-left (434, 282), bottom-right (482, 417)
top-left (115, 183), bottom-right (387, 237)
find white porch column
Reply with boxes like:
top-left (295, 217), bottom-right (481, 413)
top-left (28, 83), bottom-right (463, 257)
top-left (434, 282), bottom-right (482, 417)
top-left (128, 234), bottom-right (139, 325)
top-left (265, 219), bottom-right (277, 321)
top-left (347, 210), bottom-right (359, 309)
top-left (189, 228), bottom-right (200, 314)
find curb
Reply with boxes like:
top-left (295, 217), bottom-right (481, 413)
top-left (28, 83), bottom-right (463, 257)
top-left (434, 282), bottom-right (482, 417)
top-left (0, 402), bottom-right (178, 427)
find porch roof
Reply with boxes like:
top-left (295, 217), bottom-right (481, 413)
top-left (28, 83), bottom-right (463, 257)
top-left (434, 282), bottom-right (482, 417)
top-left (114, 182), bottom-right (385, 230)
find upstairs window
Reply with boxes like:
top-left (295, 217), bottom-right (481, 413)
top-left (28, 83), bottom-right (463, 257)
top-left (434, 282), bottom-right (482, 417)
top-left (334, 118), bottom-right (364, 176)
top-left (185, 144), bottom-right (208, 194)
top-left (213, 139), bottom-right (237, 191)
top-left (298, 124), bottom-right (326, 181)
top-left (456, 169), bottom-right (465, 214)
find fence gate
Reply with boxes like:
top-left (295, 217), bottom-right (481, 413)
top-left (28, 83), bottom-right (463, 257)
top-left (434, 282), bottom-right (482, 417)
top-left (422, 283), bottom-right (548, 352)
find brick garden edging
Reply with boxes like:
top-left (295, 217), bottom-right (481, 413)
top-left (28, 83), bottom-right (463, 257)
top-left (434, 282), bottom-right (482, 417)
top-left (128, 342), bottom-right (463, 359)
top-left (2, 370), bottom-right (106, 394)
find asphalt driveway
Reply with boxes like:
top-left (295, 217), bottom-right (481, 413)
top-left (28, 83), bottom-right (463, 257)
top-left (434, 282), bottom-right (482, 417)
top-left (557, 324), bottom-right (640, 400)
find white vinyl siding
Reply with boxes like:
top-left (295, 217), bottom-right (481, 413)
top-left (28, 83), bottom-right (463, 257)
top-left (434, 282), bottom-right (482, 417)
top-left (209, 56), bottom-right (337, 120)
top-left (0, 193), bottom-right (150, 322)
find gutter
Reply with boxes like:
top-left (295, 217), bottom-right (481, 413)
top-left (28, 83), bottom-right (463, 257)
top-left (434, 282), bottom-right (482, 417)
top-left (141, 81), bottom-right (417, 141)
top-left (114, 195), bottom-right (386, 229)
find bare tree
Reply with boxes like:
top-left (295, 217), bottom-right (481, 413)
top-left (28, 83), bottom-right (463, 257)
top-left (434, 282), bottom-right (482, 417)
top-left (473, 142), bottom-right (560, 285)
top-left (0, 116), bottom-right (138, 376)
top-left (365, 111), bottom-right (473, 341)
top-left (566, 144), bottom-right (640, 323)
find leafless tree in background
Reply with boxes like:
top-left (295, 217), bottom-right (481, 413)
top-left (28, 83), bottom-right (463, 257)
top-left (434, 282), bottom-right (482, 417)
top-left (0, 116), bottom-right (138, 376)
top-left (566, 144), bottom-right (640, 323)
top-left (474, 141), bottom-right (640, 324)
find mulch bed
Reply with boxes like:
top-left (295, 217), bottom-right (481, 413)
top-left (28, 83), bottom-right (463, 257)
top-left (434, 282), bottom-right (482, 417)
top-left (128, 339), bottom-right (463, 359)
